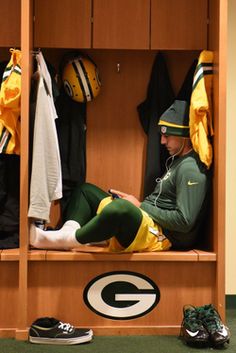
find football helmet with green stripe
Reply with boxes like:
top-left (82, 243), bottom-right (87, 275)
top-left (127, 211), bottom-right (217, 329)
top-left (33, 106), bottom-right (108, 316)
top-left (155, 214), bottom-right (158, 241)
top-left (62, 55), bottom-right (101, 103)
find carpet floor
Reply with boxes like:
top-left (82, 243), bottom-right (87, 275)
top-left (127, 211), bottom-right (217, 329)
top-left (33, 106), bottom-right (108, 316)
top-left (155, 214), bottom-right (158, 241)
top-left (0, 309), bottom-right (235, 353)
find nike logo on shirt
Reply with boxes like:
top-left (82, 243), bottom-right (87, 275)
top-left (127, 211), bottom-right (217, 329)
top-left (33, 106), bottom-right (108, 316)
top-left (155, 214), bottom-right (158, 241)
top-left (187, 181), bottom-right (199, 186)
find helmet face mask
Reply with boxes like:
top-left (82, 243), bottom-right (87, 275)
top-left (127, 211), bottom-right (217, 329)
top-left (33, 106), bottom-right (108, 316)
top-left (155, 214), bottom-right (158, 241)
top-left (62, 55), bottom-right (101, 103)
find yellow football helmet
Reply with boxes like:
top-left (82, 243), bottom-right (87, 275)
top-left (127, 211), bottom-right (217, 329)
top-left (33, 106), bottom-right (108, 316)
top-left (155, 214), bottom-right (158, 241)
top-left (62, 55), bottom-right (101, 103)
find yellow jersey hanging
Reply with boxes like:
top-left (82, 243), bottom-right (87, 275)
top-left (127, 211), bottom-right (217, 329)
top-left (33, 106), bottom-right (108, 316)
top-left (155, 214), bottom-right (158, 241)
top-left (0, 49), bottom-right (21, 154)
top-left (189, 50), bottom-right (214, 168)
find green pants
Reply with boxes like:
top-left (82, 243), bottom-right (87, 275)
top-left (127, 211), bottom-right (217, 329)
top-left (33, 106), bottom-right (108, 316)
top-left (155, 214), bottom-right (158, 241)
top-left (65, 183), bottom-right (142, 248)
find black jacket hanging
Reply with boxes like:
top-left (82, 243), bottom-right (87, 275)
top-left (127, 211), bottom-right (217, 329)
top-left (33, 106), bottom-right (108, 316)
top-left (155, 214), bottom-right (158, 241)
top-left (55, 89), bottom-right (87, 218)
top-left (137, 52), bottom-right (175, 198)
top-left (176, 59), bottom-right (198, 102)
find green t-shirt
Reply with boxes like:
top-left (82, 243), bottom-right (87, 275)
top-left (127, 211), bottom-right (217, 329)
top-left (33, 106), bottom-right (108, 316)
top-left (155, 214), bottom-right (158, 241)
top-left (140, 151), bottom-right (210, 249)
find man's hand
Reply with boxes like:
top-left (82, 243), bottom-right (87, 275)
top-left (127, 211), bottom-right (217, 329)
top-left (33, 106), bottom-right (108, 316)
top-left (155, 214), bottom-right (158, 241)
top-left (109, 189), bottom-right (141, 207)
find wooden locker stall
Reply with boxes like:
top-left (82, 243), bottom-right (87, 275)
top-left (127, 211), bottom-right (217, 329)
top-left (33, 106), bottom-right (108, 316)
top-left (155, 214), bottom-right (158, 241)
top-left (0, 0), bottom-right (21, 338)
top-left (0, 0), bottom-right (228, 339)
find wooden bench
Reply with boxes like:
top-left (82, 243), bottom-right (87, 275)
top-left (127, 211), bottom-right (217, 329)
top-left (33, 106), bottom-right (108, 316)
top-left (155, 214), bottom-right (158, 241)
top-left (0, 248), bottom-right (217, 337)
top-left (0, 248), bottom-right (217, 261)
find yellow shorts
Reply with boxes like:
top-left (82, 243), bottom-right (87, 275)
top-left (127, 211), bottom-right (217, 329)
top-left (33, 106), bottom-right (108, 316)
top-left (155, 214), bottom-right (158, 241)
top-left (97, 197), bottom-right (172, 253)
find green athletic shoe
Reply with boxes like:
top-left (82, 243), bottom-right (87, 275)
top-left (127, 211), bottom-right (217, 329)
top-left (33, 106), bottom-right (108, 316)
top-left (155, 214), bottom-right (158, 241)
top-left (197, 304), bottom-right (230, 347)
top-left (180, 305), bottom-right (209, 347)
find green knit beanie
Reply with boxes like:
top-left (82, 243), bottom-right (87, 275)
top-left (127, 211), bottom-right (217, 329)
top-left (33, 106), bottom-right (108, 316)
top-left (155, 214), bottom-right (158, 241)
top-left (158, 100), bottom-right (190, 137)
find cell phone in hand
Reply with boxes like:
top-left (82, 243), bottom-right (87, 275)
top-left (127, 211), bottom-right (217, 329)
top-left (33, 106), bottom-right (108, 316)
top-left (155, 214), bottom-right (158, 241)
top-left (108, 189), bottom-right (120, 199)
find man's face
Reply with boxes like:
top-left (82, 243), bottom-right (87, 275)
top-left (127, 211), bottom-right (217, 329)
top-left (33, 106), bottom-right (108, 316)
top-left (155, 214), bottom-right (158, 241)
top-left (160, 134), bottom-right (185, 156)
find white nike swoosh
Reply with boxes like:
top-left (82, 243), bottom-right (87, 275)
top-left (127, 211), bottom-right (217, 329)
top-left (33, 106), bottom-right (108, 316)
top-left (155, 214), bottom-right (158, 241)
top-left (219, 326), bottom-right (229, 337)
top-left (188, 181), bottom-right (199, 186)
top-left (186, 329), bottom-right (199, 337)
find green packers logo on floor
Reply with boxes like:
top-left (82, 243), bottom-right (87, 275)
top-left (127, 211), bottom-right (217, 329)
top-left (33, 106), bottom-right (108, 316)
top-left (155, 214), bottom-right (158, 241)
top-left (83, 271), bottom-right (160, 320)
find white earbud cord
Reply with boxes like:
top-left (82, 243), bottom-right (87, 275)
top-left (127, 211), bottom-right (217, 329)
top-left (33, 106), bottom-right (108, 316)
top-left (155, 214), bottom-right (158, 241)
top-left (154, 142), bottom-right (185, 207)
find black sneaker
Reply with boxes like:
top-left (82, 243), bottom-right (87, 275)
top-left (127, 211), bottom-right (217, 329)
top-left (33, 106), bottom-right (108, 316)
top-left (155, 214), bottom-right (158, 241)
top-left (197, 304), bottom-right (230, 347)
top-left (29, 317), bottom-right (93, 345)
top-left (180, 305), bottom-right (209, 346)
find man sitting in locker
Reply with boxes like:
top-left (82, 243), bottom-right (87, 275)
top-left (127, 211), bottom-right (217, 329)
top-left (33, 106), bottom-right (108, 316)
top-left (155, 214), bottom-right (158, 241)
top-left (30, 100), bottom-right (211, 252)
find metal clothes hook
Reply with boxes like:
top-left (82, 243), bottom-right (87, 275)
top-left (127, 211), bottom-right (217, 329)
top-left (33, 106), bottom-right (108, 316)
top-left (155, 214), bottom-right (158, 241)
top-left (31, 48), bottom-right (41, 56)
top-left (117, 63), bottom-right (120, 73)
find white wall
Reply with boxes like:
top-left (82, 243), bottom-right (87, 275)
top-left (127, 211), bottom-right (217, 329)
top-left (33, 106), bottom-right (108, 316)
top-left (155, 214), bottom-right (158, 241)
top-left (226, 0), bottom-right (236, 294)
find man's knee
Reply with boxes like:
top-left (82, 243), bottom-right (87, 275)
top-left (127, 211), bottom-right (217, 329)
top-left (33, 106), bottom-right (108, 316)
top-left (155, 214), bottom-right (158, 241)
top-left (102, 199), bottom-right (134, 219)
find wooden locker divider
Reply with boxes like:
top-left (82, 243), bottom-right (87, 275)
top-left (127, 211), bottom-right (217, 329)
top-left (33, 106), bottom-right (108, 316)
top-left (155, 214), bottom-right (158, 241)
top-left (0, 0), bottom-right (21, 339)
top-left (209, 0), bottom-right (228, 318)
top-left (16, 0), bottom-right (33, 340)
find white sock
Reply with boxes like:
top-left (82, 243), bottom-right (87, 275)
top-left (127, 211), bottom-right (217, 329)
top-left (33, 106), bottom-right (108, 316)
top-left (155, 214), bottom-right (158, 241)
top-left (30, 220), bottom-right (81, 250)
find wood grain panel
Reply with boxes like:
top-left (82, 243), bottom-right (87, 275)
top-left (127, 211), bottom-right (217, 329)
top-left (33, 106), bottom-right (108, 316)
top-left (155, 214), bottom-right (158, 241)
top-left (0, 1), bottom-right (21, 47)
top-left (34, 0), bottom-right (91, 48)
top-left (93, 0), bottom-right (150, 49)
top-left (28, 261), bottom-right (215, 332)
top-left (86, 50), bottom-right (150, 198)
top-left (151, 0), bottom-right (208, 49)
top-left (208, 0), bottom-right (227, 320)
top-left (45, 249), bottom-right (200, 261)
top-left (18, 0), bottom-right (34, 335)
top-left (0, 263), bottom-right (18, 328)
top-left (86, 50), bottom-right (200, 198)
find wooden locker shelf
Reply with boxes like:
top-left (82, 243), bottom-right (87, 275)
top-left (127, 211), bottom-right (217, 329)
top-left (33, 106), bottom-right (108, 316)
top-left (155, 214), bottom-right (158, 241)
top-left (0, 248), bottom-right (217, 262)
